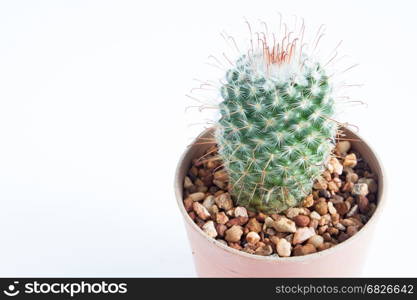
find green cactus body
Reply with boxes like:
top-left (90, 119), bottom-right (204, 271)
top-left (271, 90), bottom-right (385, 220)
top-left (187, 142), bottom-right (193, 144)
top-left (216, 52), bottom-right (337, 213)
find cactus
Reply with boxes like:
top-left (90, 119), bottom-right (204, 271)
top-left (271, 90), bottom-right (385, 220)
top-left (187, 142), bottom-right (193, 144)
top-left (215, 42), bottom-right (337, 213)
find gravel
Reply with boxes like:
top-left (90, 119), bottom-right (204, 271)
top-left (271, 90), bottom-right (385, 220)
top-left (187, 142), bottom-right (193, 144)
top-left (182, 142), bottom-right (378, 257)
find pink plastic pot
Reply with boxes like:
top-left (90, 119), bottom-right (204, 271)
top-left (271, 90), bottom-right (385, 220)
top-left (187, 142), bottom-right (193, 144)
top-left (175, 127), bottom-right (385, 277)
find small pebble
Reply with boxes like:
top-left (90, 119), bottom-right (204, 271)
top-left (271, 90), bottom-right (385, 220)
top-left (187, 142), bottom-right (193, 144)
top-left (272, 217), bottom-right (297, 233)
top-left (215, 212), bottom-right (229, 225)
top-left (335, 223), bottom-right (346, 231)
top-left (255, 244), bottom-right (273, 256)
top-left (293, 227), bottom-right (315, 244)
top-left (358, 195), bottom-right (369, 213)
top-left (302, 194), bottom-right (314, 207)
top-left (234, 207), bottom-right (248, 218)
top-left (308, 235), bottom-right (324, 248)
top-left (319, 189), bottom-right (331, 199)
top-left (315, 201), bottom-right (328, 215)
top-left (215, 193), bottom-right (233, 210)
top-left (202, 195), bottom-right (215, 210)
top-left (216, 224), bottom-right (227, 237)
top-left (328, 202), bottom-right (337, 215)
top-left (276, 238), bottom-right (292, 257)
top-left (328, 181), bottom-right (339, 192)
top-left (352, 183), bottom-right (369, 196)
top-left (184, 176), bottom-right (194, 189)
top-left (310, 211), bottom-right (321, 220)
top-left (346, 204), bottom-right (358, 217)
top-left (202, 221), bottom-right (217, 238)
top-left (213, 170), bottom-right (228, 181)
top-left (246, 231), bottom-right (261, 245)
top-left (342, 182), bottom-right (354, 192)
top-left (294, 215), bottom-right (310, 227)
top-left (225, 225), bottom-right (243, 243)
top-left (313, 177), bottom-right (328, 190)
top-left (335, 202), bottom-right (349, 215)
top-left (183, 197), bottom-right (193, 212)
top-left (309, 219), bottom-right (319, 229)
top-left (293, 244), bottom-right (317, 256)
top-left (346, 225), bottom-right (359, 237)
top-left (213, 180), bottom-right (227, 189)
top-left (286, 207), bottom-right (302, 219)
top-left (346, 172), bottom-right (359, 183)
top-left (338, 232), bottom-right (350, 243)
top-left (192, 202), bottom-right (211, 220)
top-left (246, 218), bottom-right (262, 233)
top-left (336, 141), bottom-right (351, 154)
top-left (329, 157), bottom-right (343, 175)
top-left (358, 178), bottom-right (378, 193)
top-left (343, 153), bottom-right (357, 167)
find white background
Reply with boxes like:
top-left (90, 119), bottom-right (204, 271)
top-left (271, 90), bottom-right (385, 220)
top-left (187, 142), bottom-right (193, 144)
top-left (0, 0), bottom-right (416, 277)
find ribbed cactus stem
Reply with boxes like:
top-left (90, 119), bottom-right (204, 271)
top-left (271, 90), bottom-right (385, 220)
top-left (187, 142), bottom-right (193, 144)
top-left (216, 50), bottom-right (337, 213)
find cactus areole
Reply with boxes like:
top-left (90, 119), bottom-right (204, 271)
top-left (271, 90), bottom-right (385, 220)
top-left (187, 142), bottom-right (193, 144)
top-left (216, 40), bottom-right (337, 213)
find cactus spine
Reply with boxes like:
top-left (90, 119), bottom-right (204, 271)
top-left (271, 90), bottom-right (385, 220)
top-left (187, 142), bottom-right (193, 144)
top-left (216, 40), bottom-right (337, 213)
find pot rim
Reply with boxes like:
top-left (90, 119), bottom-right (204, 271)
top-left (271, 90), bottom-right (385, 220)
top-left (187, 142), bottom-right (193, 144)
top-left (175, 127), bottom-right (386, 262)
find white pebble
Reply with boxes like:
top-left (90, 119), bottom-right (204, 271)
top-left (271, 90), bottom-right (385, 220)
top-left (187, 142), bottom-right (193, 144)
top-left (293, 227), bottom-right (316, 244)
top-left (202, 195), bottom-right (215, 210)
top-left (202, 221), bottom-right (217, 238)
top-left (276, 238), bottom-right (292, 257)
top-left (307, 235), bottom-right (324, 248)
top-left (234, 206), bottom-right (248, 218)
top-left (352, 183), bottom-right (369, 196)
top-left (328, 202), bottom-right (337, 215)
top-left (271, 217), bottom-right (297, 233)
top-left (246, 231), bottom-right (260, 245)
top-left (310, 211), bottom-right (321, 220)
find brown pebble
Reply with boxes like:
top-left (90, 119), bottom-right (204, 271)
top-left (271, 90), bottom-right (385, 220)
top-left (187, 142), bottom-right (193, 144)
top-left (216, 224), bottom-right (227, 237)
top-left (215, 212), bottom-right (229, 225)
top-left (315, 201), bottom-right (328, 215)
top-left (294, 215), bottom-right (310, 227)
top-left (346, 225), bottom-right (359, 237)
top-left (293, 244), bottom-right (317, 256)
top-left (346, 172), bottom-right (358, 183)
top-left (334, 202), bottom-right (349, 215)
top-left (331, 213), bottom-right (340, 224)
top-left (344, 153), bottom-right (357, 167)
top-left (338, 232), bottom-right (350, 242)
top-left (327, 227), bottom-right (339, 236)
top-left (318, 225), bottom-right (328, 235)
top-left (192, 202), bottom-right (211, 220)
top-left (184, 197), bottom-right (194, 212)
top-left (322, 232), bottom-right (332, 242)
top-left (328, 181), bottom-right (339, 192)
top-left (342, 181), bottom-right (354, 192)
top-left (358, 195), bottom-right (369, 213)
top-left (317, 242), bottom-right (333, 251)
top-left (246, 218), bottom-right (262, 233)
top-left (226, 216), bottom-right (249, 227)
top-left (213, 170), bottom-right (228, 181)
top-left (302, 194), bottom-right (314, 207)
